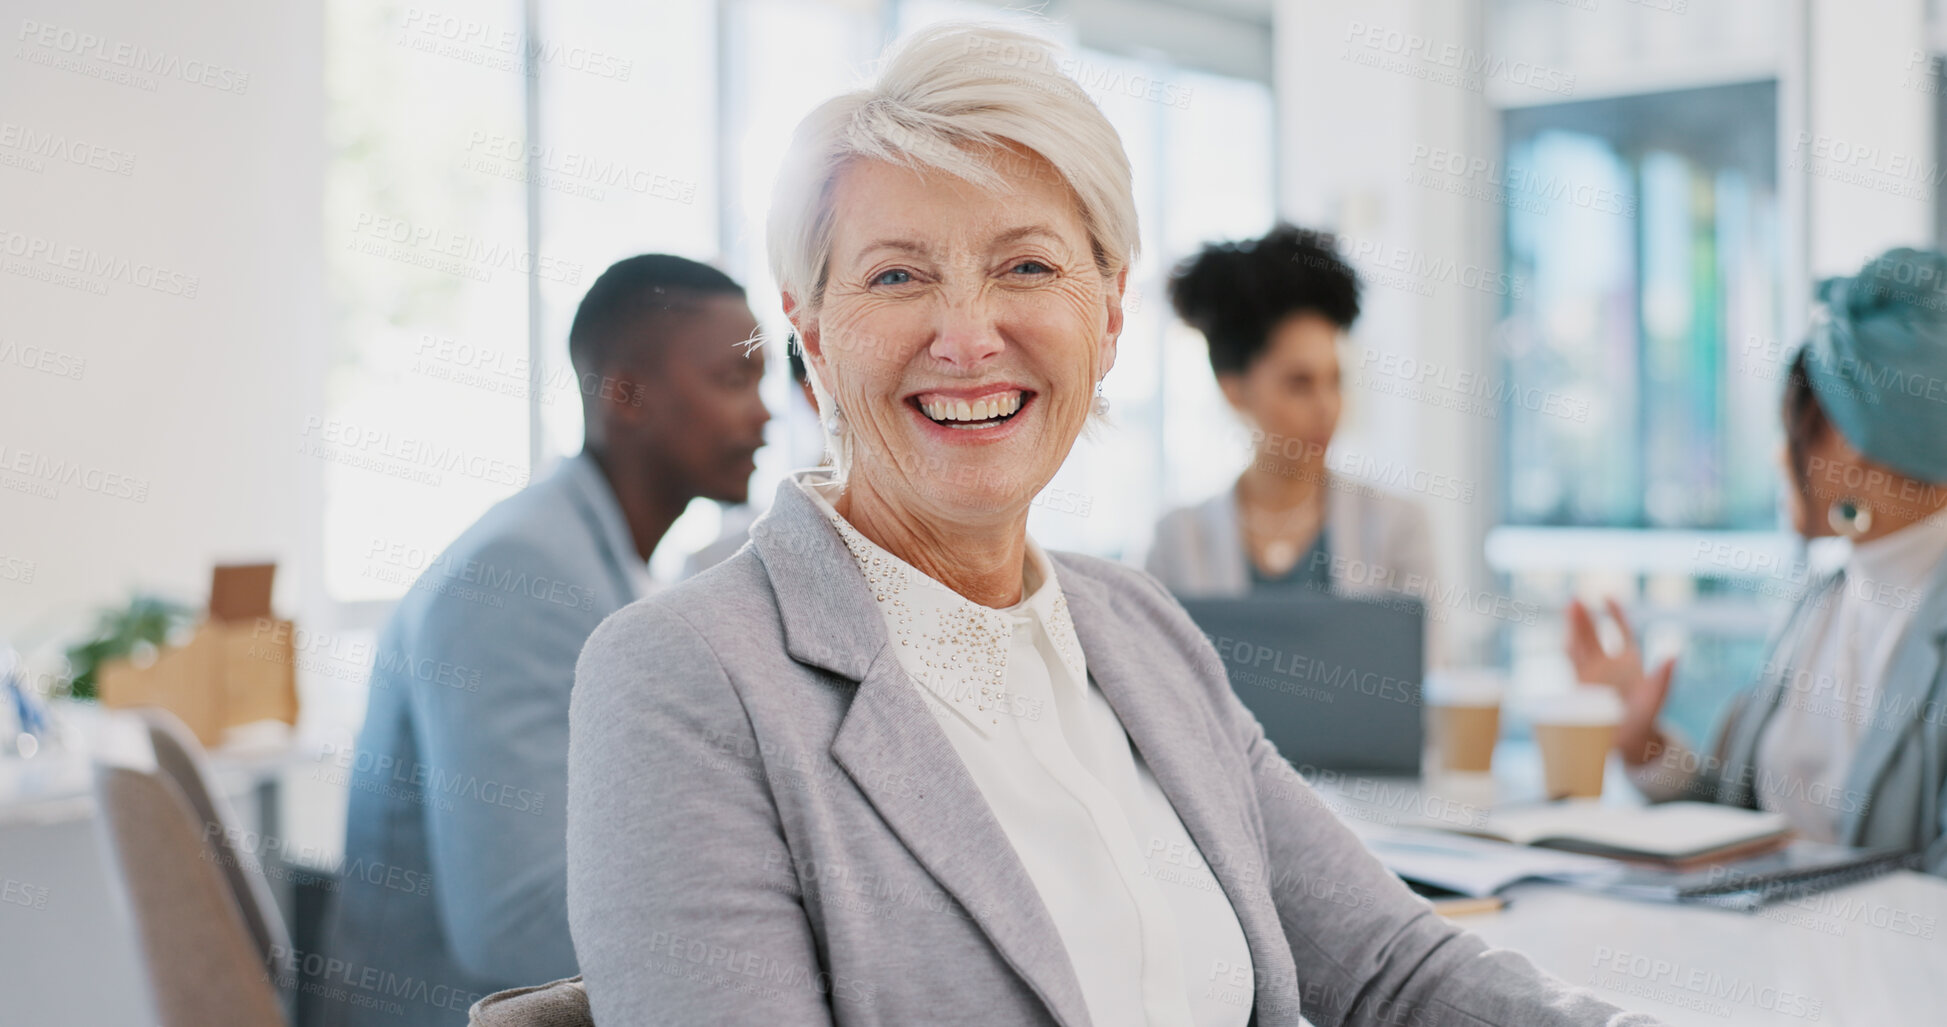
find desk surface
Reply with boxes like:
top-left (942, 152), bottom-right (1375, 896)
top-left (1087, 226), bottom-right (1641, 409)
top-left (1473, 872), bottom-right (1947, 1025)
top-left (1310, 754), bottom-right (1947, 1025)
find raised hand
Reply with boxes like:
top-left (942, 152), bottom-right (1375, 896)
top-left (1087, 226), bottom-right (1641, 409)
top-left (1564, 597), bottom-right (1675, 765)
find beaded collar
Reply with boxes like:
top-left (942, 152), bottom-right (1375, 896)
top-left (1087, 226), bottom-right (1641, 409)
top-left (792, 471), bottom-right (1088, 735)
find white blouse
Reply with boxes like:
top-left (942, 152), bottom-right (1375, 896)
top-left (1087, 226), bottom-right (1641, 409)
top-left (798, 473), bottom-right (1254, 1026)
top-left (1752, 514), bottom-right (1947, 840)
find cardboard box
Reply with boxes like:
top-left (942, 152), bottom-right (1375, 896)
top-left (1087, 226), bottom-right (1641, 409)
top-left (99, 563), bottom-right (300, 746)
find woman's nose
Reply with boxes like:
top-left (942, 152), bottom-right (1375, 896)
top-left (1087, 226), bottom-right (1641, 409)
top-left (927, 297), bottom-right (1005, 368)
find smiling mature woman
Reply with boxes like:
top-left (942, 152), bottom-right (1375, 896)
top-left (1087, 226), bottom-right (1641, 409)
top-left (565, 23), bottom-right (1660, 1027)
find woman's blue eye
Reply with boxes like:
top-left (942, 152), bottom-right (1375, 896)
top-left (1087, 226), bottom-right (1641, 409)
top-left (1012, 261), bottom-right (1051, 275)
top-left (872, 269), bottom-right (911, 286)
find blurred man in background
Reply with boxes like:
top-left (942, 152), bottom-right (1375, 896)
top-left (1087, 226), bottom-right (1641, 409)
top-left (313, 255), bottom-right (768, 1026)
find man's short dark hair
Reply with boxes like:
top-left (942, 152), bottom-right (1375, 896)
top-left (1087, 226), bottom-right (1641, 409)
top-left (787, 338), bottom-right (809, 387)
top-left (567, 254), bottom-right (746, 379)
top-left (1167, 223), bottom-right (1361, 376)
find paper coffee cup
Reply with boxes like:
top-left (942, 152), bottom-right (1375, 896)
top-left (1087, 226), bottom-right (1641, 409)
top-left (1426, 670), bottom-right (1504, 773)
top-left (1524, 686), bottom-right (1623, 799)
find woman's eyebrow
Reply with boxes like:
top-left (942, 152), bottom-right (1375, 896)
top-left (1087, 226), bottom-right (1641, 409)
top-left (853, 238), bottom-right (933, 261)
top-left (989, 226), bottom-right (1063, 249)
top-left (850, 227), bottom-right (1064, 263)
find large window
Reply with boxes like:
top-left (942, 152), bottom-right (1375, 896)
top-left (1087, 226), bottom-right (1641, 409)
top-left (1491, 81), bottom-right (1790, 746)
top-left (321, 0), bottom-right (724, 608)
top-left (1473, 0), bottom-right (1801, 745)
top-left (530, 0), bottom-right (722, 459)
top-left (321, 0), bottom-right (535, 605)
top-left (1499, 82), bottom-right (1782, 530)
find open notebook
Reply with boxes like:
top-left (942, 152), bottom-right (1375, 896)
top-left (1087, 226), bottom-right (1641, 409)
top-left (1354, 805), bottom-right (1910, 909)
top-left (1443, 801), bottom-right (1793, 865)
top-left (1357, 826), bottom-right (1623, 898)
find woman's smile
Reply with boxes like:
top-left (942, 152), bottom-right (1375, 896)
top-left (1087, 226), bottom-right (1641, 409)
top-left (909, 386), bottom-right (1036, 440)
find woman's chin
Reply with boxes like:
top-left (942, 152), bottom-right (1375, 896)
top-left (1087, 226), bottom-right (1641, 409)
top-left (910, 467), bottom-right (1037, 520)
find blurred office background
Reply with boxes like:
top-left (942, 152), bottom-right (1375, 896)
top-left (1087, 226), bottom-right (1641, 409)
top-left (3, 0), bottom-right (1943, 1018)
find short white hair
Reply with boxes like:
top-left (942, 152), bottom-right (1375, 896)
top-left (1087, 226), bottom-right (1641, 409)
top-left (767, 22), bottom-right (1139, 474)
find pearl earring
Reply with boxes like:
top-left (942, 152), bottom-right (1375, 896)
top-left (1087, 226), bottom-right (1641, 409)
top-left (1092, 382), bottom-right (1110, 417)
top-left (1828, 497), bottom-right (1874, 537)
top-left (822, 402), bottom-right (847, 437)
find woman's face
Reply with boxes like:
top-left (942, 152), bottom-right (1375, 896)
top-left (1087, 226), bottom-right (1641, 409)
top-left (1221, 312), bottom-right (1343, 469)
top-left (790, 147), bottom-right (1123, 524)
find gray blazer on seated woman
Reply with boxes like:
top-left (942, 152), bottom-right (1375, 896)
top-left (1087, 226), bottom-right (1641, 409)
top-left (568, 23), bottom-right (1658, 1026)
top-left (1148, 481), bottom-right (1433, 601)
top-left (1567, 247), bottom-right (1947, 873)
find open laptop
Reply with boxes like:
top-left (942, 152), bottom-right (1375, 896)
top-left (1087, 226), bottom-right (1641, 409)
top-left (1176, 593), bottom-right (1425, 774)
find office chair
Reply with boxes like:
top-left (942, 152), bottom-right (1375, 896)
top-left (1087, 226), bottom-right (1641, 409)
top-left (134, 706), bottom-right (296, 989)
top-left (93, 759), bottom-right (287, 1026)
top-left (469, 975), bottom-right (592, 1027)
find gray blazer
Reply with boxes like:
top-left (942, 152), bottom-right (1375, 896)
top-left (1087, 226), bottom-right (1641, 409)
top-left (1147, 480), bottom-right (1443, 667)
top-left (1146, 478), bottom-right (1436, 600)
top-left (1644, 555), bottom-right (1947, 873)
top-left (317, 454), bottom-right (644, 1027)
top-left (567, 478), bottom-right (1657, 1026)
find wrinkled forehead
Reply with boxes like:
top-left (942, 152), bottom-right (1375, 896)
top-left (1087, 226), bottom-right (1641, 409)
top-left (824, 151), bottom-right (1092, 268)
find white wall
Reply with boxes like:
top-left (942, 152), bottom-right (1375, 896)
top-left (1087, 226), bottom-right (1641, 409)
top-left (0, 1), bottom-right (323, 661)
top-left (0, 5), bottom-right (322, 1017)
top-left (1804, 0), bottom-right (1934, 279)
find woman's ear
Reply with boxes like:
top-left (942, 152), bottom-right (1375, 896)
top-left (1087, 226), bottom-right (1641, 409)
top-left (1098, 266), bottom-right (1128, 378)
top-left (783, 290), bottom-right (826, 376)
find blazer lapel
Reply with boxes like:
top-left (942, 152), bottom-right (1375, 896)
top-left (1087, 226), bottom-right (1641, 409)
top-left (830, 654), bottom-right (1094, 1027)
top-left (749, 478), bottom-right (1093, 1027)
top-left (1198, 487), bottom-right (1251, 597)
top-left (1841, 556), bottom-right (1947, 845)
top-left (1060, 566), bottom-right (1305, 1026)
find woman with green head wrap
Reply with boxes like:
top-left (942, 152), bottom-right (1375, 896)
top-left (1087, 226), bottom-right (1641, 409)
top-left (1566, 246), bottom-right (1947, 872)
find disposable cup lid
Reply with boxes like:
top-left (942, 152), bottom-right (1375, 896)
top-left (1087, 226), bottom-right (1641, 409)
top-left (1521, 685), bottom-right (1624, 725)
top-left (1424, 669), bottom-right (1505, 706)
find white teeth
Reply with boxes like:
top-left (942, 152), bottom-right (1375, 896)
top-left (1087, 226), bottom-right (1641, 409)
top-left (919, 391), bottom-right (1024, 423)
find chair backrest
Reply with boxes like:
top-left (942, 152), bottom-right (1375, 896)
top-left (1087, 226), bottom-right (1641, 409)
top-left (134, 707), bottom-right (294, 983)
top-left (92, 762), bottom-right (286, 1027)
top-left (469, 975), bottom-right (593, 1027)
